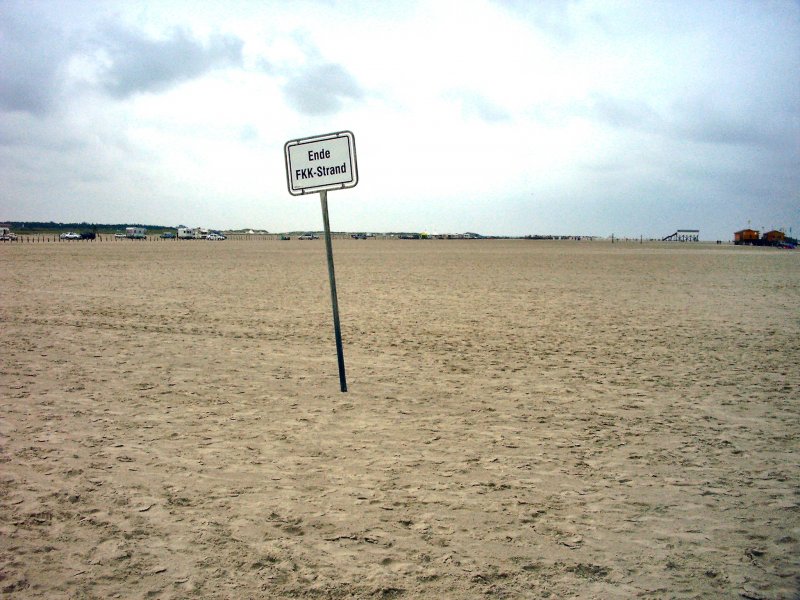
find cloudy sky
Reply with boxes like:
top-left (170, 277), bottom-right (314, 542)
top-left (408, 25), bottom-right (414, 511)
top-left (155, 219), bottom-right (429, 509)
top-left (1, 0), bottom-right (798, 239)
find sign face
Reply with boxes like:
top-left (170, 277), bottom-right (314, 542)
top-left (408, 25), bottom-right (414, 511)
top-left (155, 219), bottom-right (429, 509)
top-left (284, 130), bottom-right (358, 195)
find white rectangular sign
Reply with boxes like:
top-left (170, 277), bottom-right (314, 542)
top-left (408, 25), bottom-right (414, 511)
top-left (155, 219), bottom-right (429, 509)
top-left (284, 130), bottom-right (358, 195)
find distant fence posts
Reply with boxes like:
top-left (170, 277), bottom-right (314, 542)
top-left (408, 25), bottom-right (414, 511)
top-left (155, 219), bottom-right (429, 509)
top-left (0, 233), bottom-right (340, 243)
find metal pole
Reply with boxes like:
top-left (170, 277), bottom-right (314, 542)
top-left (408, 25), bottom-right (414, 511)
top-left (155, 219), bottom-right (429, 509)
top-left (320, 190), bottom-right (348, 392)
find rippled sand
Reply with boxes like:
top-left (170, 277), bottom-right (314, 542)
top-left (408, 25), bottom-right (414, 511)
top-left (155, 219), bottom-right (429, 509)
top-left (1, 239), bottom-right (798, 598)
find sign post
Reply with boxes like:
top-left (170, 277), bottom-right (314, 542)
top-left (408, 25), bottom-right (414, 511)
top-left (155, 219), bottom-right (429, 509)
top-left (284, 131), bottom-right (358, 392)
top-left (319, 190), bottom-right (347, 392)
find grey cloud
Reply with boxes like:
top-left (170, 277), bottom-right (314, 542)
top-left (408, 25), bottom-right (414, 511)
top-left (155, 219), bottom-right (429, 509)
top-left (679, 115), bottom-right (773, 147)
top-left (0, 3), bottom-right (246, 114)
top-left (587, 94), bottom-right (661, 132)
top-left (0, 6), bottom-right (71, 115)
top-left (282, 63), bottom-right (364, 115)
top-left (674, 100), bottom-right (798, 152)
top-left (95, 26), bottom-right (244, 98)
top-left (0, 111), bottom-right (86, 154)
top-left (583, 92), bottom-right (798, 158)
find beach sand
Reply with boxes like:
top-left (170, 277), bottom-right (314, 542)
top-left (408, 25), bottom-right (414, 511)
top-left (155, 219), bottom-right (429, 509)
top-left (1, 239), bottom-right (798, 598)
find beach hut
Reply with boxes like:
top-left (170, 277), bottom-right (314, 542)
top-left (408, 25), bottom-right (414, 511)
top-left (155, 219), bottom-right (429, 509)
top-left (734, 229), bottom-right (759, 245)
top-left (763, 230), bottom-right (785, 245)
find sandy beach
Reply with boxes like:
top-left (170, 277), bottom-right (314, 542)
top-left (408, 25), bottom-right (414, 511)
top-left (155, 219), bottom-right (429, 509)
top-left (1, 239), bottom-right (798, 599)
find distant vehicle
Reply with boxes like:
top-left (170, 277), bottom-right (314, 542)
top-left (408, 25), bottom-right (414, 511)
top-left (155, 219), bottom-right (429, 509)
top-left (80, 232), bottom-right (96, 240)
top-left (280, 235), bottom-right (291, 241)
top-left (114, 233), bottom-right (127, 239)
top-left (298, 233), bottom-right (319, 240)
top-left (206, 233), bottom-right (225, 241)
top-left (351, 233), bottom-right (367, 239)
top-left (60, 232), bottom-right (80, 240)
top-left (160, 232), bottom-right (175, 239)
top-left (178, 227), bottom-right (206, 239)
top-left (125, 227), bottom-right (146, 239)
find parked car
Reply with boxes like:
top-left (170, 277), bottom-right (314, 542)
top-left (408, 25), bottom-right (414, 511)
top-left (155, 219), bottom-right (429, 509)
top-left (298, 233), bottom-right (319, 240)
top-left (280, 235), bottom-right (291, 241)
top-left (60, 232), bottom-right (80, 240)
top-left (206, 233), bottom-right (225, 241)
top-left (160, 232), bottom-right (175, 239)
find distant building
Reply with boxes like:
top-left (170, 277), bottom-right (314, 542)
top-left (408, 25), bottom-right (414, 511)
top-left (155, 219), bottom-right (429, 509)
top-left (734, 229), bottom-right (759, 245)
top-left (762, 230), bottom-right (785, 244)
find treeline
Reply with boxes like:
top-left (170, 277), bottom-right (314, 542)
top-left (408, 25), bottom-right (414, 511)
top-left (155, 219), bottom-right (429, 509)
top-left (5, 221), bottom-right (172, 234)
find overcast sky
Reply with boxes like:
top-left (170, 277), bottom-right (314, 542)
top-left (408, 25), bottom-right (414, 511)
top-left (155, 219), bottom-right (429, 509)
top-left (1, 0), bottom-right (798, 239)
